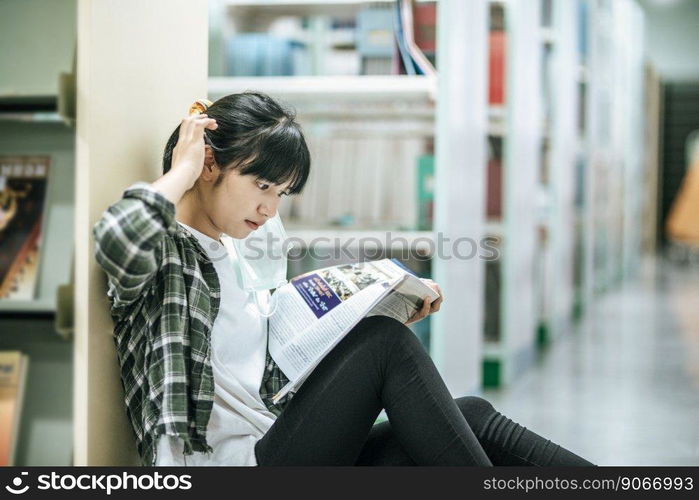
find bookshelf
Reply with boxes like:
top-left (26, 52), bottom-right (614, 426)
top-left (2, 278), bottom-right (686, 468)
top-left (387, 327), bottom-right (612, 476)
top-left (209, 75), bottom-right (436, 102)
top-left (209, 0), bottom-right (485, 396)
top-left (480, 0), bottom-right (649, 386)
top-left (0, 96), bottom-right (65, 124)
top-left (222, 0), bottom-right (435, 10)
top-left (210, 0), bottom-right (645, 395)
top-left (285, 228), bottom-right (436, 253)
top-left (482, 0), bottom-right (544, 387)
top-left (0, 0), bottom-right (77, 467)
top-left (577, 0), bottom-right (645, 304)
top-left (546, 0), bottom-right (581, 344)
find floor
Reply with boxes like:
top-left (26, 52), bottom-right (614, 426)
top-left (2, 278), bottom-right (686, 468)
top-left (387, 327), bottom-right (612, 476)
top-left (482, 257), bottom-right (699, 466)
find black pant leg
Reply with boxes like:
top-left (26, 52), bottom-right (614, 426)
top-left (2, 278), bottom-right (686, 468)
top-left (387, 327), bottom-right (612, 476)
top-left (356, 396), bottom-right (595, 466)
top-left (255, 316), bottom-right (492, 465)
top-left (454, 396), bottom-right (595, 466)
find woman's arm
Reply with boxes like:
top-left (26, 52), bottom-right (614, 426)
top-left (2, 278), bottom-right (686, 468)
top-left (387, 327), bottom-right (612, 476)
top-left (92, 114), bottom-right (217, 317)
top-left (151, 114), bottom-right (218, 204)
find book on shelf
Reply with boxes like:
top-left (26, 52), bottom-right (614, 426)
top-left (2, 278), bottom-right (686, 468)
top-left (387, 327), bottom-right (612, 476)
top-left (573, 221), bottom-right (585, 292)
top-left (357, 2), bottom-right (395, 75)
top-left (255, 257), bottom-right (439, 403)
top-left (483, 244), bottom-right (502, 344)
top-left (393, 0), bottom-right (416, 75)
top-left (224, 34), bottom-right (304, 77)
top-left (541, 43), bottom-right (554, 133)
top-left (0, 351), bottom-right (29, 466)
top-left (541, 0), bottom-right (553, 28)
top-left (416, 154), bottom-right (434, 230)
top-left (288, 134), bottom-right (425, 230)
top-left (488, 2), bottom-right (505, 105)
top-left (574, 155), bottom-right (586, 209)
top-left (0, 156), bottom-right (51, 301)
top-left (578, 80), bottom-right (588, 135)
top-left (413, 1), bottom-right (436, 67)
top-left (395, 0), bottom-right (436, 77)
top-left (487, 136), bottom-right (503, 219)
top-left (578, 0), bottom-right (589, 63)
top-left (488, 30), bottom-right (506, 105)
top-left (219, 1), bottom-right (435, 77)
top-left (534, 224), bottom-right (552, 324)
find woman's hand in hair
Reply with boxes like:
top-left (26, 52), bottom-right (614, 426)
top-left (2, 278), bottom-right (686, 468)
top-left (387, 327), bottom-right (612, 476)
top-left (405, 279), bottom-right (443, 325)
top-left (171, 114), bottom-right (218, 189)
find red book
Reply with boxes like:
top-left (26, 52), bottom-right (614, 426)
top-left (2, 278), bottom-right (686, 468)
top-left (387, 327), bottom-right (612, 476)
top-left (413, 3), bottom-right (436, 53)
top-left (487, 136), bottom-right (503, 219)
top-left (489, 31), bottom-right (506, 105)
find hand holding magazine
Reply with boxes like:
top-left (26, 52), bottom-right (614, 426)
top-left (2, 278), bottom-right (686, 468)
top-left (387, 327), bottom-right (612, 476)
top-left (267, 258), bottom-right (439, 404)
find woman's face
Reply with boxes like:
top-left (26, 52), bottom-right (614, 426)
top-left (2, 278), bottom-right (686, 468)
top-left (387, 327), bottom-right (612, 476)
top-left (203, 166), bottom-right (291, 240)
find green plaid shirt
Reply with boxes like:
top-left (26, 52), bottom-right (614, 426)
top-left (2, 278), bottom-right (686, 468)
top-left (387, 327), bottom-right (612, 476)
top-left (92, 182), bottom-right (293, 466)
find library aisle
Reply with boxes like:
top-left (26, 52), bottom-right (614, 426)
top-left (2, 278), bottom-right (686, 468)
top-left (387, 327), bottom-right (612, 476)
top-left (483, 256), bottom-right (699, 466)
top-left (2, 0), bottom-right (699, 467)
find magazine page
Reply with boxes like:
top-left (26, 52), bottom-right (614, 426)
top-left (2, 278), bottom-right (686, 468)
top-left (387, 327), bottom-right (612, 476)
top-left (269, 262), bottom-right (400, 380)
top-left (270, 280), bottom-right (396, 403)
top-left (268, 258), bottom-right (439, 403)
top-left (268, 259), bottom-right (413, 402)
top-left (268, 259), bottom-right (398, 351)
top-left (367, 274), bottom-right (439, 324)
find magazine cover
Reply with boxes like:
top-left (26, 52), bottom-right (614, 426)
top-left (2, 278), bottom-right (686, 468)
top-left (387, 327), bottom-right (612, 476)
top-left (289, 261), bottom-right (396, 320)
top-left (0, 156), bottom-right (51, 301)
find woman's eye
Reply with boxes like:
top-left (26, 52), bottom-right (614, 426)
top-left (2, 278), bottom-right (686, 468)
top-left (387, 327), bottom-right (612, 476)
top-left (257, 182), bottom-right (269, 191)
top-left (277, 191), bottom-right (290, 198)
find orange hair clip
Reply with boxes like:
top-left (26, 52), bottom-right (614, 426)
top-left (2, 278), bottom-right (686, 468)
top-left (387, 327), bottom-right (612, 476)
top-left (188, 98), bottom-right (213, 116)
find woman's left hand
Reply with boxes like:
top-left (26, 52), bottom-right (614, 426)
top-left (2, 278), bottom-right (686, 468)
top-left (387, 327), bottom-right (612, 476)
top-left (405, 279), bottom-right (443, 325)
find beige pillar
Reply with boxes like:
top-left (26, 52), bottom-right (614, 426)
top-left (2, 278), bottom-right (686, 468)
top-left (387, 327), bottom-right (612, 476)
top-left (74, 0), bottom-right (208, 465)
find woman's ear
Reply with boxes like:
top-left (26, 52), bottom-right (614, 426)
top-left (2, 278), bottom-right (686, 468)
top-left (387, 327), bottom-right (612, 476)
top-left (198, 146), bottom-right (220, 184)
top-left (204, 145), bottom-right (215, 171)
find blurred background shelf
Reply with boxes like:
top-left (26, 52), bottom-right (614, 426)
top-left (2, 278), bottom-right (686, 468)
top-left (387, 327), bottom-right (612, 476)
top-left (0, 95), bottom-right (66, 124)
top-left (286, 227), bottom-right (435, 251)
top-left (209, 75), bottom-right (437, 102)
top-left (0, 301), bottom-right (56, 315)
top-left (223, 0), bottom-right (435, 9)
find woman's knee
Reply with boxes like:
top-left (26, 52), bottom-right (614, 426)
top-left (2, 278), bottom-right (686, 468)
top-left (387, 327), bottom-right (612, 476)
top-left (349, 315), bottom-right (418, 352)
top-left (353, 315), bottom-right (408, 336)
top-left (455, 396), bottom-right (497, 432)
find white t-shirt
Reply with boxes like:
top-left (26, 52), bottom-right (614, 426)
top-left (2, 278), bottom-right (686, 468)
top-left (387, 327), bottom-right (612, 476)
top-left (155, 221), bottom-right (277, 466)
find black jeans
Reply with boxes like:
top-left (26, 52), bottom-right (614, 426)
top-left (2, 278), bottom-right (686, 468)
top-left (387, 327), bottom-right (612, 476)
top-left (254, 316), bottom-right (594, 466)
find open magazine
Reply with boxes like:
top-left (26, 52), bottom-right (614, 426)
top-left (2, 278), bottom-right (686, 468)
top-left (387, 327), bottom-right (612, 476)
top-left (267, 258), bottom-right (439, 404)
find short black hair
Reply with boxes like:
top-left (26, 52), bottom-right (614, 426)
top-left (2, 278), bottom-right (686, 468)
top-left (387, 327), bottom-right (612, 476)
top-left (162, 92), bottom-right (310, 194)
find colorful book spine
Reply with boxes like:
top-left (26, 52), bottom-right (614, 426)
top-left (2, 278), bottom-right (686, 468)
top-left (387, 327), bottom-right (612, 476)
top-left (413, 2), bottom-right (436, 56)
top-left (416, 155), bottom-right (434, 230)
top-left (487, 137), bottom-right (503, 219)
top-left (489, 31), bottom-right (506, 105)
top-left (357, 3), bottom-right (395, 75)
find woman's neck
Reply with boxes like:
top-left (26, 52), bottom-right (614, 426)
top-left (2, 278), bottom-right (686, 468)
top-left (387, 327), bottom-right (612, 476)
top-left (176, 190), bottom-right (222, 242)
